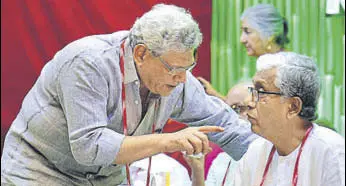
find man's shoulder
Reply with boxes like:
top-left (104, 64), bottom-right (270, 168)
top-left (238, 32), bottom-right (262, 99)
top-left (55, 31), bottom-right (129, 62)
top-left (70, 30), bottom-right (129, 46)
top-left (310, 124), bottom-right (345, 150)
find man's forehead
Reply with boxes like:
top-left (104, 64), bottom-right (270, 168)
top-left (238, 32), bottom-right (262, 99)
top-left (162, 49), bottom-right (194, 65)
top-left (253, 68), bottom-right (277, 85)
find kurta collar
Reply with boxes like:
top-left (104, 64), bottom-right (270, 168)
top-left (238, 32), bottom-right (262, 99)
top-left (123, 38), bottom-right (140, 84)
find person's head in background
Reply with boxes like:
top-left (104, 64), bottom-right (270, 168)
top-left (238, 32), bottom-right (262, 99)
top-left (240, 4), bottom-right (289, 57)
top-left (246, 52), bottom-right (320, 142)
top-left (196, 4), bottom-right (290, 102)
top-left (225, 82), bottom-right (252, 118)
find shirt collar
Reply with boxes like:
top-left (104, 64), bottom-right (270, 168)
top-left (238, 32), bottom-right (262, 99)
top-left (122, 38), bottom-right (161, 99)
top-left (123, 38), bottom-right (140, 84)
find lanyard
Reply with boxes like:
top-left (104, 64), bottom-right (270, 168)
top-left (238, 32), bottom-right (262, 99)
top-left (260, 125), bottom-right (313, 186)
top-left (221, 160), bottom-right (232, 186)
top-left (120, 41), bottom-right (158, 186)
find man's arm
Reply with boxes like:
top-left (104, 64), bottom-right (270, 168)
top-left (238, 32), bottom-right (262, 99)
top-left (171, 72), bottom-right (258, 160)
top-left (58, 56), bottom-right (224, 167)
top-left (184, 155), bottom-right (205, 186)
top-left (114, 126), bottom-right (224, 164)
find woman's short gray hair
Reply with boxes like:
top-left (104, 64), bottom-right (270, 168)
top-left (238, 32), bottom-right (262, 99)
top-left (256, 52), bottom-right (320, 121)
top-left (128, 4), bottom-right (203, 56)
top-left (241, 4), bottom-right (289, 47)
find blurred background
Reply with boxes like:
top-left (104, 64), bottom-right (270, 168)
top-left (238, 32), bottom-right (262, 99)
top-left (1, 0), bottom-right (344, 159)
top-left (211, 0), bottom-right (344, 135)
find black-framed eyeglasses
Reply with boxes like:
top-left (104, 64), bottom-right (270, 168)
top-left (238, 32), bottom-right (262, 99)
top-left (248, 87), bottom-right (283, 102)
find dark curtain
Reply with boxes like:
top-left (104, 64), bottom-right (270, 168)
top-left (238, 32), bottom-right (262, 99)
top-left (1, 0), bottom-right (213, 178)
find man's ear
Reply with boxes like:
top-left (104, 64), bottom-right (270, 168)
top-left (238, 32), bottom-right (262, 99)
top-left (287, 97), bottom-right (303, 119)
top-left (133, 44), bottom-right (148, 67)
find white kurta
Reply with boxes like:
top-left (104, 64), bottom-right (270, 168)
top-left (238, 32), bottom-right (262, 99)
top-left (205, 152), bottom-right (236, 186)
top-left (125, 153), bottom-right (192, 186)
top-left (205, 119), bottom-right (251, 186)
top-left (233, 124), bottom-right (345, 186)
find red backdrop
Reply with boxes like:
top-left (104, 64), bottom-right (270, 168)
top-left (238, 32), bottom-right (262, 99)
top-left (1, 0), bottom-right (219, 178)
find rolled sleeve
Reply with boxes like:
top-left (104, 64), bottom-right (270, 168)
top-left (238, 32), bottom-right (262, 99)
top-left (57, 54), bottom-right (123, 166)
top-left (92, 128), bottom-right (125, 165)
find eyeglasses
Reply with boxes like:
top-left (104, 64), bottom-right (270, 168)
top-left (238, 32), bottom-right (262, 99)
top-left (157, 55), bottom-right (196, 75)
top-left (248, 87), bottom-right (283, 102)
top-left (140, 44), bottom-right (197, 75)
top-left (231, 104), bottom-right (248, 114)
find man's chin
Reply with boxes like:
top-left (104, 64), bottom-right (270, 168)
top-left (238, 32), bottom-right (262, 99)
top-left (249, 120), bottom-right (258, 130)
top-left (250, 123), bottom-right (259, 133)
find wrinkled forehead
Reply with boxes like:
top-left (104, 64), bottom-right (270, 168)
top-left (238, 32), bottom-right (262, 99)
top-left (253, 68), bottom-right (279, 89)
top-left (161, 49), bottom-right (195, 66)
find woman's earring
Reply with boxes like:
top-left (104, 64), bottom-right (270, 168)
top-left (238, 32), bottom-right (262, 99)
top-left (267, 45), bottom-right (272, 50)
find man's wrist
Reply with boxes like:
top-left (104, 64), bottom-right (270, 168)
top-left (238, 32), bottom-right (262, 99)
top-left (157, 133), bottom-right (173, 153)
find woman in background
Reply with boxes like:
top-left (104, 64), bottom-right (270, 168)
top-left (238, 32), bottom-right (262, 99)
top-left (196, 4), bottom-right (290, 186)
top-left (198, 3), bottom-right (289, 102)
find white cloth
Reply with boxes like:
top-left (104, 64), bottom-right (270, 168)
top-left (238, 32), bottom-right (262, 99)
top-left (326, 0), bottom-right (345, 14)
top-left (205, 119), bottom-right (250, 186)
top-left (123, 154), bottom-right (192, 186)
top-left (233, 124), bottom-right (345, 186)
top-left (205, 152), bottom-right (237, 186)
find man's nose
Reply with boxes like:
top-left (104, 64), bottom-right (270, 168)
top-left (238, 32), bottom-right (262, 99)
top-left (244, 94), bottom-right (256, 109)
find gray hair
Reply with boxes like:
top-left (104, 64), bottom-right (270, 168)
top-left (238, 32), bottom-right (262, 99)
top-left (256, 52), bottom-right (320, 121)
top-left (241, 4), bottom-right (289, 47)
top-left (128, 4), bottom-right (203, 56)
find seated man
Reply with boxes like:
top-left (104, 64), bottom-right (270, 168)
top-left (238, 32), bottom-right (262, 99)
top-left (161, 82), bottom-right (253, 181)
top-left (205, 81), bottom-right (252, 186)
top-left (159, 82), bottom-right (253, 186)
top-left (187, 52), bottom-right (345, 186)
top-left (224, 81), bottom-right (252, 120)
